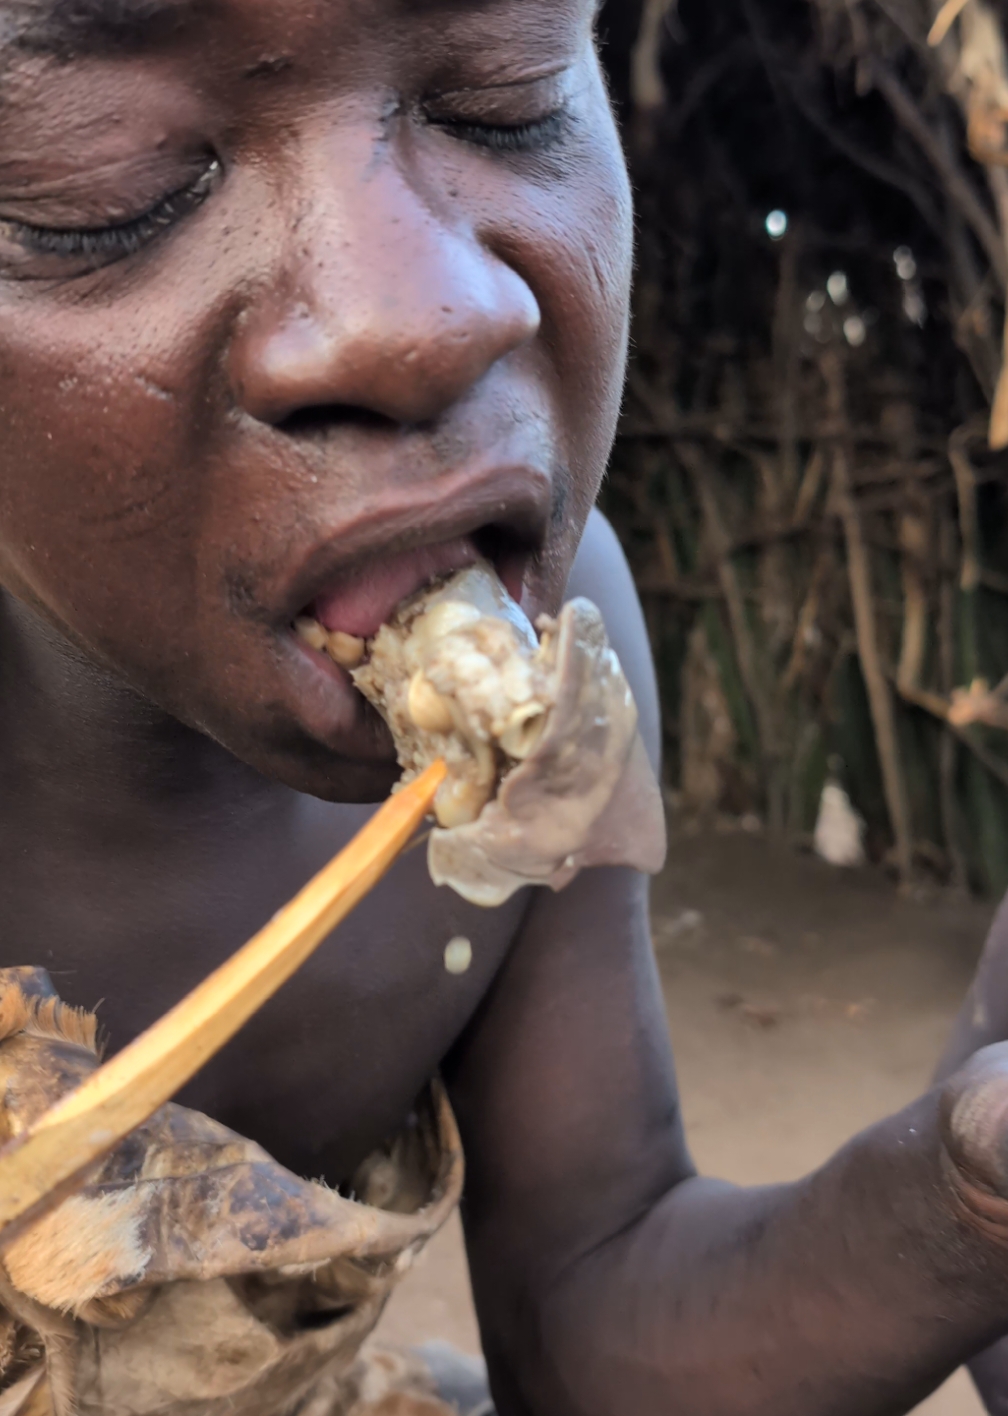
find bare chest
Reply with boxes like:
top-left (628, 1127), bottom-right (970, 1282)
top-left (0, 797), bottom-right (524, 1182)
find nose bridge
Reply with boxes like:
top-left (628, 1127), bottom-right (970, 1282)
top-left (337, 152), bottom-right (485, 320)
top-left (230, 133), bottom-right (541, 428)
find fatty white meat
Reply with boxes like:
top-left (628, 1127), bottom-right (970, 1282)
top-left (352, 563), bottom-right (667, 907)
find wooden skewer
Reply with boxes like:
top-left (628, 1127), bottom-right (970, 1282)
top-left (0, 759), bottom-right (447, 1239)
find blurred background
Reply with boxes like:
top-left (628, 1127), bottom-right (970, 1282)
top-left (391, 4), bottom-right (1008, 1410)
top-left (601, 0), bottom-right (1008, 897)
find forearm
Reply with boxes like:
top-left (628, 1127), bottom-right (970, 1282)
top-left (933, 893), bottom-right (1008, 1414)
top-left (470, 1088), bottom-right (1008, 1416)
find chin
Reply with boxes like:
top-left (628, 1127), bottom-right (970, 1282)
top-left (215, 714), bottom-right (402, 804)
top-left (134, 649), bottom-right (401, 804)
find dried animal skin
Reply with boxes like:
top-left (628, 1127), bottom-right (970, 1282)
top-left (352, 563), bottom-right (667, 907)
top-left (0, 969), bottom-right (462, 1416)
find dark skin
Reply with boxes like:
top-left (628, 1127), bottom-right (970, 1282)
top-left (6, 3), bottom-right (1008, 1413)
top-left (935, 896), bottom-right (1008, 1415)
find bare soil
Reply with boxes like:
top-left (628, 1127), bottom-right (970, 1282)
top-left (381, 822), bottom-right (999, 1415)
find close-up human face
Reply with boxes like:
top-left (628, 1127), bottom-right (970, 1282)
top-left (0, 0), bottom-right (632, 801)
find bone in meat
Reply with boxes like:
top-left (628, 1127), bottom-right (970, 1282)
top-left (352, 563), bottom-right (667, 907)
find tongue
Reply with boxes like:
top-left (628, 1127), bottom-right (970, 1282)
top-left (312, 539), bottom-right (480, 638)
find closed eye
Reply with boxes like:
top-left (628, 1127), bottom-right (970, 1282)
top-left (429, 108), bottom-right (569, 154)
top-left (0, 159), bottom-right (220, 271)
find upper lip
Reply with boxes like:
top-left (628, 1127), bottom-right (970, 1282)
top-left (278, 461), bottom-right (553, 624)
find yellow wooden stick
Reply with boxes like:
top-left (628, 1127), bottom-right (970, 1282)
top-left (0, 759), bottom-right (447, 1238)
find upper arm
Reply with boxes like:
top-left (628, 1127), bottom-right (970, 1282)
top-left (443, 510), bottom-right (688, 1402)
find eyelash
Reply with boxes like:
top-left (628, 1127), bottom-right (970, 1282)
top-left (2, 159), bottom-right (220, 264)
top-left (0, 100), bottom-right (564, 269)
top-left (433, 108), bottom-right (568, 154)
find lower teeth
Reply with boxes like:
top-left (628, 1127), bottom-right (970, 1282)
top-left (295, 617), bottom-right (365, 669)
top-left (327, 630), bottom-right (366, 669)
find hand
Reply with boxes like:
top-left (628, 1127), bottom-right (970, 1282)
top-left (941, 1044), bottom-right (1008, 1241)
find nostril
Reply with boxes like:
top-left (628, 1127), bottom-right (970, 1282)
top-left (229, 224), bottom-right (540, 429)
top-left (275, 404), bottom-right (402, 440)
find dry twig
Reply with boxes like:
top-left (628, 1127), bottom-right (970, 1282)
top-left (821, 349), bottom-right (916, 885)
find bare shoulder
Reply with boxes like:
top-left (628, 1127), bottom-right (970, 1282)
top-left (566, 508), bottom-right (661, 772)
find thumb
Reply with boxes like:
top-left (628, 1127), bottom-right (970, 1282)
top-left (941, 1043), bottom-right (1008, 1201)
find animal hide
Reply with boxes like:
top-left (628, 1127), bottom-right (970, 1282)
top-left (0, 969), bottom-right (463, 1416)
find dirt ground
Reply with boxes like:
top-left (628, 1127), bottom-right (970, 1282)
top-left (380, 821), bottom-right (1001, 1415)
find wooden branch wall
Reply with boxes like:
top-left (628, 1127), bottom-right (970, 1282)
top-left (601, 0), bottom-right (1008, 892)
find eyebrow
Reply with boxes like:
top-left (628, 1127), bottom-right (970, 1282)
top-left (1, 0), bottom-right (201, 59)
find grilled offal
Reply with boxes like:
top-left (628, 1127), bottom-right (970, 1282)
top-left (343, 563), bottom-right (666, 906)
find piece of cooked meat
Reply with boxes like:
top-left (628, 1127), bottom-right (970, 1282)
top-left (351, 562), bottom-right (666, 907)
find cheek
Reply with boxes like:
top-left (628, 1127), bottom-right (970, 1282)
top-left (0, 300), bottom-right (222, 658)
top-left (553, 144), bottom-right (634, 476)
top-left (491, 120), bottom-right (633, 572)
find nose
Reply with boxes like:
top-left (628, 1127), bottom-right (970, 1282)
top-left (229, 150), bottom-right (541, 429)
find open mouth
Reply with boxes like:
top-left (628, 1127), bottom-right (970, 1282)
top-left (291, 526), bottom-right (531, 672)
top-left (304, 557), bottom-right (668, 909)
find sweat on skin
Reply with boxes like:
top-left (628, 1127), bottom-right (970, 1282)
top-left (1, 1), bottom-right (1008, 1414)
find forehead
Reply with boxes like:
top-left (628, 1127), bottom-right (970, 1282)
top-left (0, 0), bottom-right (592, 61)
